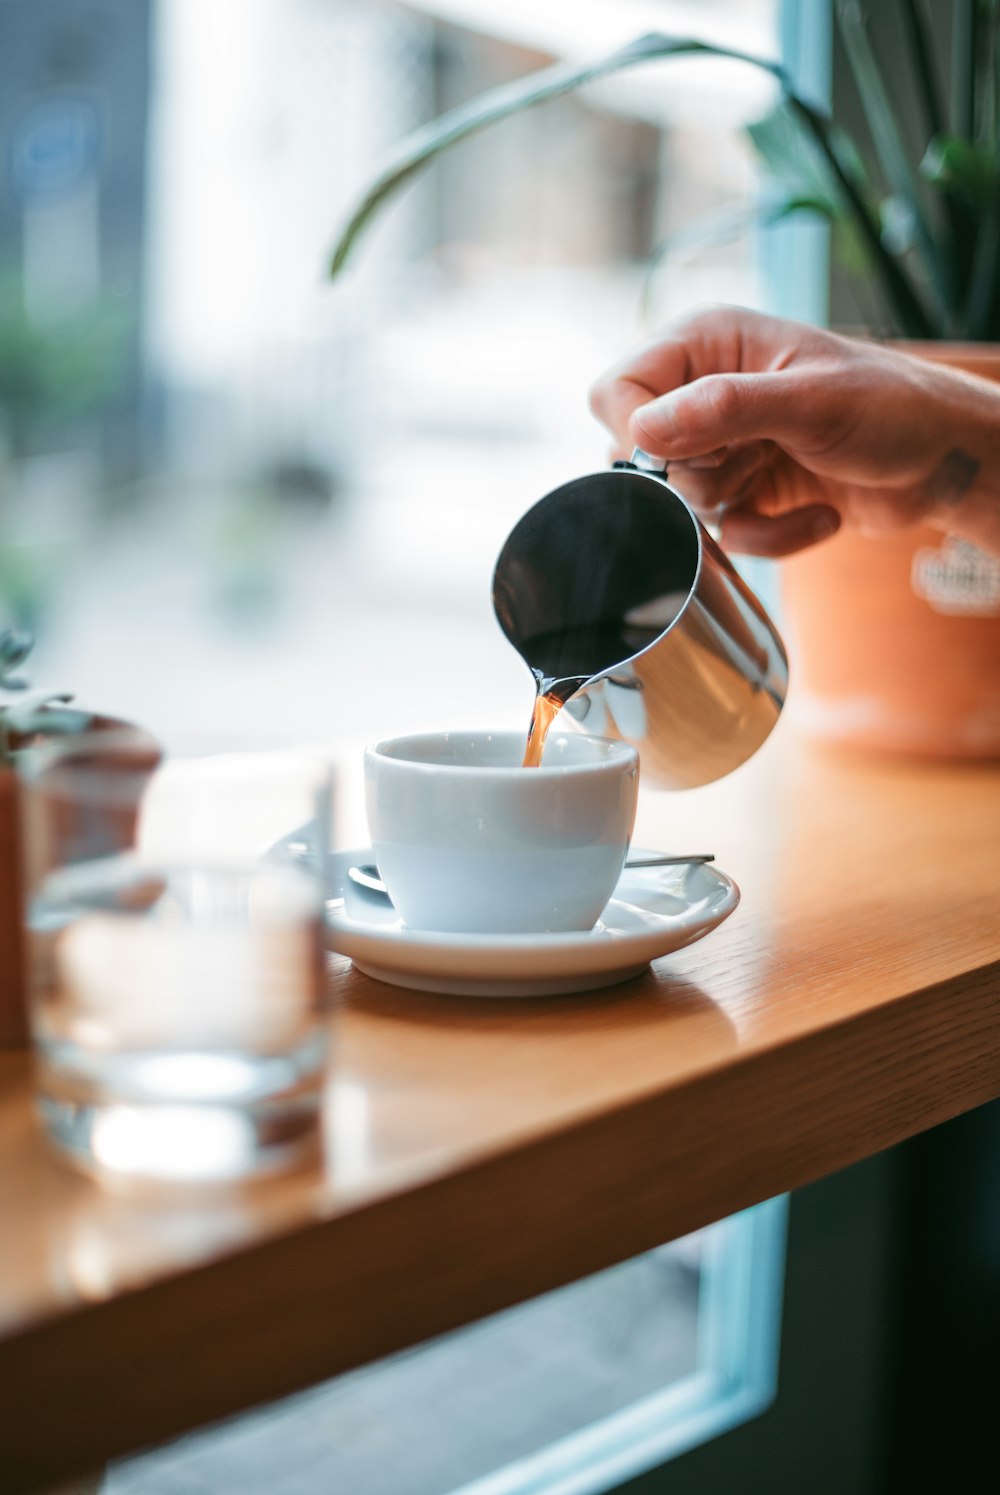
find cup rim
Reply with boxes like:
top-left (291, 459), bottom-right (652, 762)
top-left (366, 729), bottom-right (638, 777)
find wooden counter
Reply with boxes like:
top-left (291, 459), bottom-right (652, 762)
top-left (2, 729), bottom-right (999, 1491)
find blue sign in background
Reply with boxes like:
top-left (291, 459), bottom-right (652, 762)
top-left (9, 96), bottom-right (101, 203)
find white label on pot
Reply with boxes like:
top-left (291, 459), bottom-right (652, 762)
top-left (911, 537), bottom-right (1000, 616)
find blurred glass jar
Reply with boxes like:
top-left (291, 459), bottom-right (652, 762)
top-left (20, 737), bottom-right (333, 1186)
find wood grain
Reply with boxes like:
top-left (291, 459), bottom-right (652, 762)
top-left (1, 727), bottom-right (998, 1490)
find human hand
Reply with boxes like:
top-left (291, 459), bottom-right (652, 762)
top-left (590, 305), bottom-right (1000, 557)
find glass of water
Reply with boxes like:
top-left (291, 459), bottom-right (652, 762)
top-left (20, 737), bottom-right (333, 1185)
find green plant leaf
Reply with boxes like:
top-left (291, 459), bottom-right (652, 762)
top-left (641, 194), bottom-right (836, 322)
top-left (0, 626), bottom-right (33, 678)
top-left (879, 194), bottom-right (919, 253)
top-left (832, 214), bottom-right (876, 280)
top-left (835, 0), bottom-right (952, 325)
top-left (747, 102), bottom-right (895, 295)
top-left (899, 0), bottom-right (946, 143)
top-left (330, 34), bottom-right (716, 276)
top-left (951, 0), bottom-right (978, 143)
top-left (920, 133), bottom-right (999, 211)
top-left (963, 184), bottom-right (1000, 337)
top-left (664, 194), bottom-right (837, 259)
top-left (748, 101), bottom-right (870, 206)
top-left (13, 705), bottom-right (92, 738)
top-left (1, 688), bottom-right (73, 733)
top-left (973, 0), bottom-right (1000, 153)
top-left (905, 1), bottom-right (981, 310)
top-left (329, 29), bottom-right (937, 338)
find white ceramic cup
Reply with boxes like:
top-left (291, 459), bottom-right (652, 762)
top-left (364, 730), bottom-right (639, 935)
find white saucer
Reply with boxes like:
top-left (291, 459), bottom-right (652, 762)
top-left (325, 849), bottom-right (739, 998)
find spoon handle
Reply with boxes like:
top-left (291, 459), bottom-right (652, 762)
top-left (625, 853), bottom-right (714, 867)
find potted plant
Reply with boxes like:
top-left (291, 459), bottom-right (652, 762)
top-left (0, 628), bottom-right (160, 1045)
top-left (327, 2), bottom-right (1000, 758)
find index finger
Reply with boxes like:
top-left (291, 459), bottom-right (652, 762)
top-left (589, 337), bottom-right (692, 453)
top-left (589, 306), bottom-right (824, 454)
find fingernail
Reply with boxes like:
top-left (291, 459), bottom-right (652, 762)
top-left (632, 403), bottom-right (670, 446)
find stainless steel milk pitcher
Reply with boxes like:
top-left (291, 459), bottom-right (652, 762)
top-left (491, 450), bottom-right (788, 789)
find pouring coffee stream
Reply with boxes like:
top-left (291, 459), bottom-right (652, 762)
top-left (333, 454), bottom-right (786, 921)
top-left (521, 618), bottom-right (666, 768)
top-left (494, 449), bottom-right (789, 787)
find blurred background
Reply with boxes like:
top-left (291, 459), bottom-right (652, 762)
top-left (0, 0), bottom-right (784, 787)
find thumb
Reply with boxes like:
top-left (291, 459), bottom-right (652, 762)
top-left (630, 371), bottom-right (817, 460)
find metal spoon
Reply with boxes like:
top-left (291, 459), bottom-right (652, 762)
top-left (347, 853), bottom-right (714, 898)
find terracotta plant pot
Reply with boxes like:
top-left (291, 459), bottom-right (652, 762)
top-left (780, 343), bottom-right (1000, 758)
top-left (0, 714), bottom-right (161, 1048)
top-left (0, 765), bottom-right (26, 1045)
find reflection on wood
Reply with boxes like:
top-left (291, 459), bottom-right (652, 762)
top-left (0, 734), bottom-right (998, 1488)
